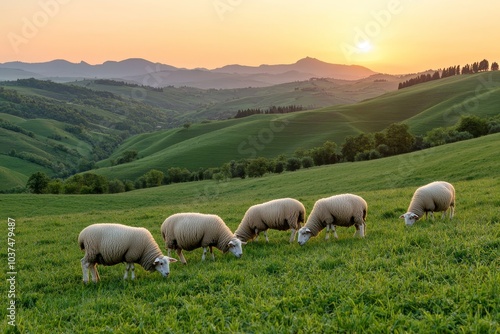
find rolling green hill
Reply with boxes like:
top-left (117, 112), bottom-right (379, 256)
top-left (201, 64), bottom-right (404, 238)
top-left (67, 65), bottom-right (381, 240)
top-left (93, 72), bottom-right (500, 181)
top-left (2, 128), bottom-right (499, 332)
top-left (1, 72), bottom-right (499, 190)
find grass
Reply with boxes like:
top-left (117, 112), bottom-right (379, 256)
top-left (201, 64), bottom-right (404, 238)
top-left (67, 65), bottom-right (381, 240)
top-left (1, 134), bottom-right (499, 332)
top-left (92, 72), bottom-right (500, 181)
top-left (2, 72), bottom-right (499, 188)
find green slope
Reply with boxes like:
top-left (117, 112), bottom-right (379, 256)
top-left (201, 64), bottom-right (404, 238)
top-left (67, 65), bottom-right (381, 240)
top-left (93, 72), bottom-right (500, 181)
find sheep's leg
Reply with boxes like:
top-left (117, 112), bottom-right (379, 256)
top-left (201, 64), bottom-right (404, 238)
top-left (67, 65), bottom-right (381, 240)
top-left (176, 249), bottom-right (187, 264)
top-left (325, 224), bottom-right (331, 240)
top-left (210, 246), bottom-right (215, 261)
top-left (124, 263), bottom-right (135, 280)
top-left (332, 226), bottom-right (338, 239)
top-left (90, 263), bottom-right (100, 283)
top-left (429, 212), bottom-right (435, 220)
top-left (354, 223), bottom-right (365, 238)
top-left (202, 247), bottom-right (207, 261)
top-left (81, 258), bottom-right (90, 283)
top-left (289, 229), bottom-right (297, 243)
top-left (450, 206), bottom-right (454, 219)
top-left (264, 230), bottom-right (269, 243)
top-left (254, 228), bottom-right (260, 242)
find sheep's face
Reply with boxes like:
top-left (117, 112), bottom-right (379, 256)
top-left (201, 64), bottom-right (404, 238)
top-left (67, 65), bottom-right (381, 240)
top-left (228, 239), bottom-right (245, 258)
top-left (297, 227), bottom-right (312, 246)
top-left (399, 212), bottom-right (419, 226)
top-left (154, 256), bottom-right (177, 277)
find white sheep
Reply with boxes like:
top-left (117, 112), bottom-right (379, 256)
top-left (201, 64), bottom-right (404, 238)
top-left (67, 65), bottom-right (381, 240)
top-left (399, 181), bottom-right (455, 226)
top-left (161, 212), bottom-right (245, 264)
top-left (234, 198), bottom-right (306, 243)
top-left (297, 194), bottom-right (368, 245)
top-left (78, 223), bottom-right (177, 283)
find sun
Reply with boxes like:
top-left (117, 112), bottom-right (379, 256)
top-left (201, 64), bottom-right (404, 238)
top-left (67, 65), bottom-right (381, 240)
top-left (356, 41), bottom-right (373, 53)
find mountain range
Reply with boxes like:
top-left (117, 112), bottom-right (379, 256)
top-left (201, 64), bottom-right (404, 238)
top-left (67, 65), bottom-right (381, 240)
top-left (0, 57), bottom-right (377, 89)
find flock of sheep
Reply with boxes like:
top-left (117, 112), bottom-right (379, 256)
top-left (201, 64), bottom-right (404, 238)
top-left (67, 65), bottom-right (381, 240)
top-left (78, 181), bottom-right (456, 283)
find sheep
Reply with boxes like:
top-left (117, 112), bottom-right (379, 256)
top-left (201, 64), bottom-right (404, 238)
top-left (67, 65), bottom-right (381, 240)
top-left (297, 194), bottom-right (368, 245)
top-left (399, 181), bottom-right (455, 226)
top-left (161, 213), bottom-right (245, 264)
top-left (234, 198), bottom-right (306, 243)
top-left (78, 223), bottom-right (177, 283)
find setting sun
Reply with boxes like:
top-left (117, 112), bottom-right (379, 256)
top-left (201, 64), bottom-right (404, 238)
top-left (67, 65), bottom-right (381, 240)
top-left (356, 41), bottom-right (373, 53)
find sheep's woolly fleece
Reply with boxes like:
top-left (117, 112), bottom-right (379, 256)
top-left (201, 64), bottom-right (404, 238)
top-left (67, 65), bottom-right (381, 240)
top-left (234, 197), bottom-right (306, 242)
top-left (161, 212), bottom-right (244, 263)
top-left (79, 223), bottom-right (164, 271)
top-left (300, 193), bottom-right (367, 239)
top-left (401, 181), bottom-right (455, 225)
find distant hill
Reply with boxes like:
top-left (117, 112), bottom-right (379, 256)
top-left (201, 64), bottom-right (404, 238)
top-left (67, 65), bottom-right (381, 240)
top-left (0, 57), bottom-right (376, 89)
top-left (2, 71), bottom-right (498, 191)
top-left (90, 71), bottom-right (500, 181)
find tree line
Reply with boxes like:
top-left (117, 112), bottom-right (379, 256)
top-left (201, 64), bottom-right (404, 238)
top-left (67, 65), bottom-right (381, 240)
top-left (398, 59), bottom-right (499, 89)
top-left (24, 114), bottom-right (500, 195)
top-left (234, 105), bottom-right (303, 118)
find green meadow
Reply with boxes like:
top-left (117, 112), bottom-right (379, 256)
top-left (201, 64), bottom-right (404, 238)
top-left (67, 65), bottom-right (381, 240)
top-left (1, 133), bottom-right (499, 333)
top-left (2, 71), bottom-right (499, 188)
top-left (94, 71), bottom-right (500, 181)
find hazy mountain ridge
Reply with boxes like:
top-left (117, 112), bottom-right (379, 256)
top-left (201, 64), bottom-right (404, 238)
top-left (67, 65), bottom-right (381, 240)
top-left (0, 57), bottom-right (376, 89)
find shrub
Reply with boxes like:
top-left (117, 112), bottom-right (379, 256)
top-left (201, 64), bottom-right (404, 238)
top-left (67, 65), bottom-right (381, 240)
top-left (301, 156), bottom-right (314, 168)
top-left (286, 157), bottom-right (301, 171)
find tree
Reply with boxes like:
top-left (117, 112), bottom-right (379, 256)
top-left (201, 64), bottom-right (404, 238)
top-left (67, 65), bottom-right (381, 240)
top-left (286, 157), bottom-right (302, 171)
top-left (246, 157), bottom-right (269, 177)
top-left (384, 123), bottom-right (415, 155)
top-left (492, 62), bottom-right (499, 71)
top-left (144, 169), bottom-right (164, 187)
top-left (301, 156), bottom-right (314, 168)
top-left (456, 115), bottom-right (489, 138)
top-left (108, 179), bottom-right (126, 193)
top-left (27, 172), bottom-right (50, 194)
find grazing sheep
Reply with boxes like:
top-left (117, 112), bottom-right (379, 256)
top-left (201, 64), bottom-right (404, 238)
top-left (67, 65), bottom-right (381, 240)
top-left (161, 213), bottom-right (245, 264)
top-left (78, 223), bottom-right (177, 283)
top-left (235, 198), bottom-right (306, 243)
top-left (297, 194), bottom-right (368, 245)
top-left (399, 181), bottom-right (455, 226)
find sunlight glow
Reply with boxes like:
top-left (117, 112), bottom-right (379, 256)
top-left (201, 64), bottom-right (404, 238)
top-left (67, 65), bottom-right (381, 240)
top-left (356, 41), bottom-right (373, 53)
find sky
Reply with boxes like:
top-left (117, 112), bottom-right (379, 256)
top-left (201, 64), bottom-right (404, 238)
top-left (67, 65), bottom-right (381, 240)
top-left (1, 0), bottom-right (500, 74)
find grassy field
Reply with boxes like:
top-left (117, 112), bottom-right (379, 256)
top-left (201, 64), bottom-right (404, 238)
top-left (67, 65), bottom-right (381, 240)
top-left (1, 134), bottom-right (499, 332)
top-left (1, 72), bottom-right (498, 189)
top-left (93, 71), bottom-right (500, 181)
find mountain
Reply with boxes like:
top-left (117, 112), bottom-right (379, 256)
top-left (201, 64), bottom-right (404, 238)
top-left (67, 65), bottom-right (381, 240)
top-left (213, 57), bottom-right (375, 80)
top-left (0, 57), bottom-right (376, 89)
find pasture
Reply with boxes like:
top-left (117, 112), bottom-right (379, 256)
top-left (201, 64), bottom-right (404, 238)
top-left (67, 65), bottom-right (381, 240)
top-left (1, 134), bottom-right (499, 333)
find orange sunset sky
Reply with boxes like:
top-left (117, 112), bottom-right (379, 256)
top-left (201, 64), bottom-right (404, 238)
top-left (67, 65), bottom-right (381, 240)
top-left (1, 0), bottom-right (500, 74)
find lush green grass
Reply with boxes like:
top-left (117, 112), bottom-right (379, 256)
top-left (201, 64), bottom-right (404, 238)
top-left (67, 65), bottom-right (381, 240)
top-left (2, 72), bottom-right (498, 189)
top-left (1, 134), bottom-right (499, 332)
top-left (93, 72), bottom-right (500, 181)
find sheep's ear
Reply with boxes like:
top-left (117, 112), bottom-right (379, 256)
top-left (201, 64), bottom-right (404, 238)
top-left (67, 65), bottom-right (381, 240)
top-left (228, 241), bottom-right (235, 248)
top-left (304, 228), bottom-right (312, 234)
top-left (167, 257), bottom-right (177, 263)
top-left (399, 214), bottom-right (405, 219)
top-left (411, 213), bottom-right (419, 219)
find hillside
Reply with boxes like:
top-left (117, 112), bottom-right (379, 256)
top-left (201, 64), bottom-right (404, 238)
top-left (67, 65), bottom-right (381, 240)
top-left (2, 129), bottom-right (499, 332)
top-left (1, 71), bottom-right (498, 190)
top-left (92, 72), bottom-right (500, 181)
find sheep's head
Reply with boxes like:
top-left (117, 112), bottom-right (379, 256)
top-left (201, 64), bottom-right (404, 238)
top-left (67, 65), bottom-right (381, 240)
top-left (228, 238), bottom-right (245, 258)
top-left (399, 212), bottom-right (419, 226)
top-left (297, 227), bottom-right (312, 246)
top-left (154, 256), bottom-right (177, 277)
